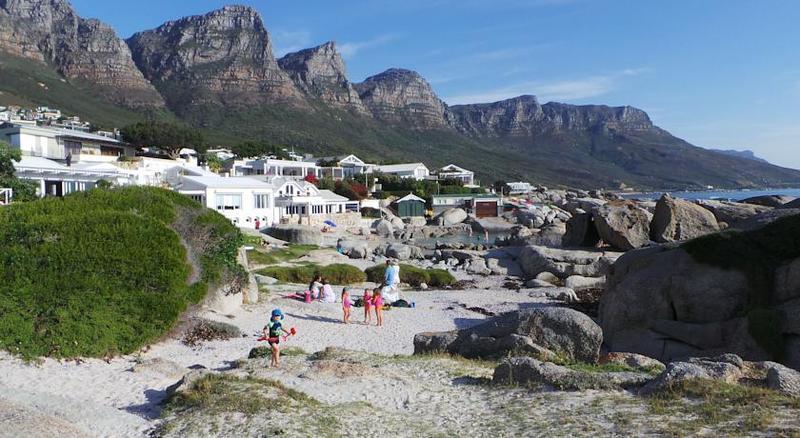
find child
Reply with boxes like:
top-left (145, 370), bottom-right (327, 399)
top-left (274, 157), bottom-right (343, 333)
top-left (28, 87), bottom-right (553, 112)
top-left (341, 288), bottom-right (352, 324)
top-left (363, 288), bottom-right (373, 325)
top-left (372, 288), bottom-right (384, 327)
top-left (263, 308), bottom-right (290, 367)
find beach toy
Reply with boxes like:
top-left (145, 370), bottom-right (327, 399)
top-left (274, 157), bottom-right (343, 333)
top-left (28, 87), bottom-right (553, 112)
top-left (304, 290), bottom-right (312, 303)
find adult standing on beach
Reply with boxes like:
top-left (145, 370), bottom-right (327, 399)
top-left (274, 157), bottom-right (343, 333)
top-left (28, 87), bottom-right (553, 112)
top-left (382, 259), bottom-right (401, 303)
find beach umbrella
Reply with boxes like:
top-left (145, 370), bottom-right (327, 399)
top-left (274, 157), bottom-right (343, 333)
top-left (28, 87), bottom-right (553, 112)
top-left (324, 220), bottom-right (337, 227)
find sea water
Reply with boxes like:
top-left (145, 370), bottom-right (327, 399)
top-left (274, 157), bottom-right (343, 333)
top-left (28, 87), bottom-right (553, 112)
top-left (621, 188), bottom-right (800, 201)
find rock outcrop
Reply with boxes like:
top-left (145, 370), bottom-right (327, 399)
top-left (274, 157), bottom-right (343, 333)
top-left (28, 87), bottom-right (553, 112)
top-left (650, 193), bottom-right (720, 242)
top-left (593, 200), bottom-right (652, 251)
top-left (493, 356), bottom-right (652, 390)
top-left (126, 5), bottom-right (302, 110)
top-left (740, 195), bottom-right (796, 208)
top-left (696, 199), bottom-right (772, 228)
top-left (278, 41), bottom-right (367, 114)
top-left (0, 0), bottom-right (164, 107)
top-left (355, 68), bottom-right (453, 129)
top-left (518, 245), bottom-right (620, 279)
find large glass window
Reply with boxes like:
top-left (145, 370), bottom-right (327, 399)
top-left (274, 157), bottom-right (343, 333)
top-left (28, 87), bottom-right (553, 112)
top-left (254, 193), bottom-right (270, 209)
top-left (215, 194), bottom-right (242, 210)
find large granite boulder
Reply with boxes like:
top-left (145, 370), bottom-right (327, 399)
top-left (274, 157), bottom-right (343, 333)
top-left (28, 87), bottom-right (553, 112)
top-left (563, 213), bottom-right (601, 247)
top-left (696, 199), bottom-right (772, 228)
top-left (493, 356), bottom-right (651, 390)
top-left (266, 224), bottom-right (323, 245)
top-left (600, 215), bottom-right (800, 367)
top-left (650, 193), bottom-right (720, 242)
top-left (414, 307), bottom-right (603, 363)
top-left (740, 195), bottom-right (796, 208)
top-left (593, 200), bottom-right (653, 251)
top-left (518, 245), bottom-right (620, 279)
top-left (736, 208), bottom-right (800, 231)
top-left (781, 199), bottom-right (800, 209)
top-left (386, 243), bottom-right (412, 260)
top-left (374, 219), bottom-right (395, 237)
top-left (435, 208), bottom-right (468, 226)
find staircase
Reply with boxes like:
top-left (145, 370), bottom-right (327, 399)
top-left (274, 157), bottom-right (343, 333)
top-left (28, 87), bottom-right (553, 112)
top-left (0, 188), bottom-right (12, 206)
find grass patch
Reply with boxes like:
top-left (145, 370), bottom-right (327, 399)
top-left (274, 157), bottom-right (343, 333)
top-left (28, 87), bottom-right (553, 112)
top-left (0, 187), bottom-right (243, 359)
top-left (257, 263), bottom-right (365, 285)
top-left (247, 244), bottom-right (318, 266)
top-left (365, 264), bottom-right (455, 287)
top-left (648, 378), bottom-right (800, 435)
top-left (241, 234), bottom-right (263, 246)
top-left (682, 214), bottom-right (800, 361)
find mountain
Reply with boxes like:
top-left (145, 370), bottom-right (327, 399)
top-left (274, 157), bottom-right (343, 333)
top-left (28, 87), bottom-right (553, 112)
top-left (1, 1), bottom-right (799, 190)
top-left (126, 5), bottom-right (302, 115)
top-left (278, 42), bottom-right (367, 115)
top-left (0, 0), bottom-right (163, 108)
top-left (711, 149), bottom-right (770, 164)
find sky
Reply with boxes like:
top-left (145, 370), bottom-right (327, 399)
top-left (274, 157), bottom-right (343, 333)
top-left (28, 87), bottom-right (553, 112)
top-left (70, 0), bottom-right (800, 169)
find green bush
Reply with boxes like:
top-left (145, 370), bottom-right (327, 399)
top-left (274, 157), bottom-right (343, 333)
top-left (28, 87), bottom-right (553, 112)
top-left (0, 187), bottom-right (243, 359)
top-left (364, 264), bottom-right (455, 287)
top-left (258, 263), bottom-right (366, 285)
top-left (248, 244), bottom-right (318, 266)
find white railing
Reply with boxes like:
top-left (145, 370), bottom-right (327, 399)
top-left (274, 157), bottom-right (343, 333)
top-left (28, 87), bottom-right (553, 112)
top-left (0, 188), bottom-right (12, 206)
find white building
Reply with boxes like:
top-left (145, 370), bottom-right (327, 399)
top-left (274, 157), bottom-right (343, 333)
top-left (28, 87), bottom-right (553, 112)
top-left (206, 148), bottom-right (236, 161)
top-left (508, 182), bottom-right (534, 194)
top-left (437, 164), bottom-right (476, 187)
top-left (0, 123), bottom-right (134, 164)
top-left (174, 175), bottom-right (277, 229)
top-left (268, 177), bottom-right (359, 224)
top-left (230, 158), bottom-right (321, 180)
top-left (13, 156), bottom-right (130, 197)
top-left (375, 163), bottom-right (430, 180)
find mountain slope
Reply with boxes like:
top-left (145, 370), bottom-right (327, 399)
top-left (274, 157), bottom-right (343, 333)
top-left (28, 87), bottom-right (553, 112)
top-left (0, 1), bottom-right (798, 190)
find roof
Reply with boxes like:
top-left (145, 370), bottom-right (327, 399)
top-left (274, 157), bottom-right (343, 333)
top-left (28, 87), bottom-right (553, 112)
top-left (396, 193), bottom-right (426, 203)
top-left (2, 124), bottom-right (123, 144)
top-left (439, 164), bottom-right (472, 174)
top-left (376, 163), bottom-right (428, 173)
top-left (14, 155), bottom-right (123, 176)
top-left (15, 155), bottom-right (69, 171)
top-left (318, 189), bottom-right (349, 202)
top-left (183, 175), bottom-right (273, 189)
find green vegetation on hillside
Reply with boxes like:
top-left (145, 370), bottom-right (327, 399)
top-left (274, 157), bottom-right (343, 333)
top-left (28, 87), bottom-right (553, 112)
top-left (257, 263), bottom-right (366, 285)
top-left (682, 214), bottom-right (800, 360)
top-left (0, 141), bottom-right (37, 201)
top-left (365, 264), bottom-right (455, 287)
top-left (0, 187), bottom-right (244, 359)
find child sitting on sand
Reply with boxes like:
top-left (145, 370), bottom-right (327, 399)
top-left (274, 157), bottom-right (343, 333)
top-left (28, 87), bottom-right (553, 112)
top-left (363, 288), bottom-right (373, 325)
top-left (372, 288), bottom-right (384, 327)
top-left (342, 288), bottom-right (352, 324)
top-left (263, 309), bottom-right (291, 368)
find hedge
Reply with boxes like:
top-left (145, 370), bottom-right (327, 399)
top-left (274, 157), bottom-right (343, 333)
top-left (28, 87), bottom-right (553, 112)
top-left (257, 263), bottom-right (366, 285)
top-left (0, 187), bottom-right (243, 359)
top-left (364, 264), bottom-right (455, 287)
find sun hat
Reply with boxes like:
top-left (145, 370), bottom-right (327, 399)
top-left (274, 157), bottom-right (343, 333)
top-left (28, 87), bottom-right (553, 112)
top-left (271, 308), bottom-right (284, 319)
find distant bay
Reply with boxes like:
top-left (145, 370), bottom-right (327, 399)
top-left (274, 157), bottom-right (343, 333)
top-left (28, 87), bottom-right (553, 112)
top-left (621, 188), bottom-right (800, 201)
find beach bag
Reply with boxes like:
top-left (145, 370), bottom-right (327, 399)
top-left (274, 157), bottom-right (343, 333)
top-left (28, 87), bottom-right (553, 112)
top-left (353, 297), bottom-right (364, 308)
top-left (392, 299), bottom-right (410, 308)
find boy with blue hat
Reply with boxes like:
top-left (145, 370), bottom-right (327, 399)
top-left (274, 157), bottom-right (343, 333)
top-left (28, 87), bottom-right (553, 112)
top-left (263, 308), bottom-right (291, 367)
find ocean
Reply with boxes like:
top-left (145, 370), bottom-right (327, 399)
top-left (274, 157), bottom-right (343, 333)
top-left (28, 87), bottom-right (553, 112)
top-left (621, 188), bottom-right (800, 201)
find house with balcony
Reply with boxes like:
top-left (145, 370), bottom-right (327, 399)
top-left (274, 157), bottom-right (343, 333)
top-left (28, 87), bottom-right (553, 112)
top-left (174, 175), bottom-right (277, 229)
top-left (13, 155), bottom-right (130, 197)
top-left (437, 164), bottom-right (476, 187)
top-left (0, 123), bottom-right (134, 164)
top-left (508, 182), bottom-right (534, 194)
top-left (374, 162), bottom-right (430, 180)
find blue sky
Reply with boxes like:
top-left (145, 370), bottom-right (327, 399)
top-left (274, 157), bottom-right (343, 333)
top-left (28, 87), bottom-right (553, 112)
top-left (71, 0), bottom-right (800, 169)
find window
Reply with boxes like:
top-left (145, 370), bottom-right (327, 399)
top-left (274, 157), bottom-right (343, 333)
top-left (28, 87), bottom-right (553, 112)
top-left (215, 194), bottom-right (242, 210)
top-left (287, 185), bottom-right (294, 195)
top-left (64, 140), bottom-right (81, 156)
top-left (254, 193), bottom-right (270, 209)
top-left (188, 194), bottom-right (204, 204)
top-left (101, 146), bottom-right (122, 156)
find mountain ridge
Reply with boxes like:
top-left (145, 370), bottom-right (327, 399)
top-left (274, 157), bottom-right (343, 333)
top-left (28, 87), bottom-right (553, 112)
top-left (0, 0), bottom-right (798, 190)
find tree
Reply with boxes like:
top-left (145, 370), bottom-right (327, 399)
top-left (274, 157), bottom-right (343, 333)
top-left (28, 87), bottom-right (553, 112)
top-left (206, 155), bottom-right (224, 173)
top-left (316, 177), bottom-right (335, 191)
top-left (304, 173), bottom-right (318, 185)
top-left (0, 141), bottom-right (37, 201)
top-left (120, 121), bottom-right (205, 158)
top-left (493, 180), bottom-right (511, 196)
top-left (231, 141), bottom-right (292, 159)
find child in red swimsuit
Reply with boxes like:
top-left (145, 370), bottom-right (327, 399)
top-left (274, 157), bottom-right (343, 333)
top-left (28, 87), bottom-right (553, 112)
top-left (372, 288), bottom-right (383, 327)
top-left (342, 288), bottom-right (352, 324)
top-left (363, 288), bottom-right (372, 325)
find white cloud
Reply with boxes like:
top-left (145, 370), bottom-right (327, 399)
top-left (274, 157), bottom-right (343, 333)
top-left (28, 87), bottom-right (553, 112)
top-left (272, 29), bottom-right (313, 57)
top-left (339, 34), bottom-right (396, 59)
top-left (444, 68), bottom-right (648, 105)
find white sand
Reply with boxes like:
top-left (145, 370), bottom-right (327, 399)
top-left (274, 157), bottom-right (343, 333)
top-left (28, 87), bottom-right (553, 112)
top-left (0, 279), bottom-right (545, 437)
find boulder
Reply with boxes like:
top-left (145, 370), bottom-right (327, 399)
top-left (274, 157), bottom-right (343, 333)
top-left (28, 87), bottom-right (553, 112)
top-left (641, 354), bottom-right (746, 394)
top-left (374, 219), bottom-right (395, 237)
top-left (650, 194), bottom-right (720, 243)
top-left (254, 274), bottom-right (279, 285)
top-left (766, 363), bottom-right (800, 397)
top-left (337, 239), bottom-right (369, 259)
top-left (436, 208), bottom-right (468, 226)
top-left (696, 199), bottom-right (772, 227)
top-left (563, 213), bottom-right (601, 247)
top-left (486, 258), bottom-right (509, 276)
top-left (736, 208), bottom-right (800, 231)
top-left (414, 307), bottom-right (602, 363)
top-left (493, 357), bottom-right (652, 390)
top-left (390, 216), bottom-right (406, 231)
top-left (774, 258), bottom-right (800, 303)
top-left (536, 271), bottom-right (560, 284)
top-left (466, 258), bottom-right (492, 275)
top-left (204, 284), bottom-right (243, 315)
top-left (166, 369), bottom-right (212, 396)
top-left (386, 243), bottom-right (412, 260)
top-left (740, 195), bottom-right (796, 208)
top-left (601, 352), bottom-right (665, 372)
top-left (526, 279), bottom-right (556, 288)
top-left (543, 287), bottom-right (580, 303)
top-left (593, 200), bottom-right (653, 251)
top-left (564, 275), bottom-right (606, 291)
top-left (405, 216), bottom-right (427, 227)
top-left (781, 199), bottom-right (800, 209)
top-left (265, 224), bottom-right (323, 245)
top-left (518, 245), bottom-right (620, 279)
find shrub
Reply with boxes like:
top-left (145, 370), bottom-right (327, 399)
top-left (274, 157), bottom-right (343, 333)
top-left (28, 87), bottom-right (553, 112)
top-left (248, 244), bottom-right (318, 266)
top-left (258, 263), bottom-right (366, 285)
top-left (0, 186), bottom-right (243, 359)
top-left (182, 319), bottom-right (242, 347)
top-left (364, 264), bottom-right (455, 287)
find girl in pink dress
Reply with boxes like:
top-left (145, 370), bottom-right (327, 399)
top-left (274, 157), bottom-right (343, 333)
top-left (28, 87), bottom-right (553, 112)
top-left (341, 288), bottom-right (352, 324)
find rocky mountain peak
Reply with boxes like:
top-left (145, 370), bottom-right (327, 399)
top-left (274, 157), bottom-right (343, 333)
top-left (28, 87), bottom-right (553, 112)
top-left (126, 5), bottom-right (302, 111)
top-left (0, 0), bottom-right (164, 108)
top-left (355, 68), bottom-right (453, 129)
top-left (278, 41), bottom-right (367, 114)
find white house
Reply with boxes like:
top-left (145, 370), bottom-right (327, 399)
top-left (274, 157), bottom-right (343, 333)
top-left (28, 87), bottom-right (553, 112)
top-left (13, 155), bottom-right (130, 197)
top-left (375, 163), bottom-right (430, 180)
top-left (305, 154), bottom-right (372, 179)
top-left (508, 182), bottom-right (534, 194)
top-left (175, 175), bottom-right (277, 229)
top-left (0, 123), bottom-right (134, 164)
top-left (230, 158), bottom-right (321, 180)
top-left (268, 177), bottom-right (358, 223)
top-left (437, 164), bottom-right (476, 187)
